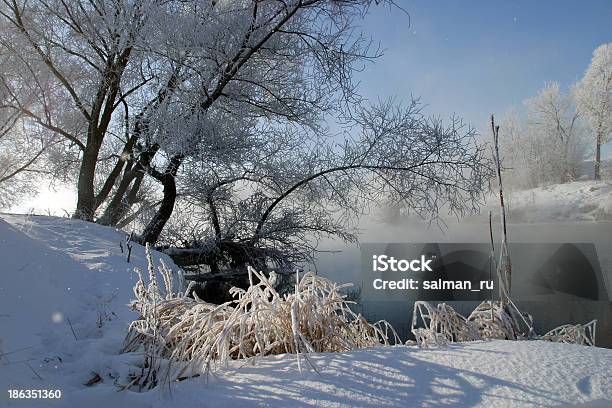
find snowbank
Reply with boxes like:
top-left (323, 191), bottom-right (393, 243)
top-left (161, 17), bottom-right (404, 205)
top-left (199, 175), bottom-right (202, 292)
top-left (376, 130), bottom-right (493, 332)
top-left (0, 215), bottom-right (611, 407)
top-left (506, 180), bottom-right (612, 222)
top-left (0, 214), bottom-right (180, 407)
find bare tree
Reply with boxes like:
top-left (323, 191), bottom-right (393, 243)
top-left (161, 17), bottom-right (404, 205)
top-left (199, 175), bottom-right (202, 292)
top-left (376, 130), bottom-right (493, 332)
top-left (0, 0), bottom-right (392, 234)
top-left (525, 82), bottom-right (586, 183)
top-left (1, 0), bottom-right (493, 265)
top-left (165, 99), bottom-right (491, 274)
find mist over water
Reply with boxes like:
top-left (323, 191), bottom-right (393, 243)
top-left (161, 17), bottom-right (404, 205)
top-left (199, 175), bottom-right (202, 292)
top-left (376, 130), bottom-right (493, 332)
top-left (312, 203), bottom-right (612, 346)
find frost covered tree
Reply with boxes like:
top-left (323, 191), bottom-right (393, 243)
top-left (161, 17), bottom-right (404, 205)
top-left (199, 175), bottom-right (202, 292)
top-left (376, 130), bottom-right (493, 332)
top-left (524, 82), bottom-right (586, 183)
top-left (96, 0), bottom-right (390, 243)
top-left (0, 0), bottom-right (492, 270)
top-left (0, 48), bottom-right (59, 207)
top-left (0, 0), bottom-right (160, 218)
top-left (574, 43), bottom-right (612, 180)
top-left (0, 117), bottom-right (47, 208)
top-left (0, 0), bottom-right (396, 229)
top-left (0, 104), bottom-right (40, 207)
top-left (500, 82), bottom-right (588, 189)
top-left (163, 99), bottom-right (490, 274)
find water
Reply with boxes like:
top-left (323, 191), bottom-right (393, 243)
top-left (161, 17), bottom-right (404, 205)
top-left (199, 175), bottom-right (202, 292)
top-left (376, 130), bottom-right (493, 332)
top-left (314, 215), bottom-right (612, 346)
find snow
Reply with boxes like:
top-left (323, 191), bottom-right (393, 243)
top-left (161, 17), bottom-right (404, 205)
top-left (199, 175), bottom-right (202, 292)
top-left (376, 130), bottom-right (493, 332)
top-left (168, 341), bottom-right (612, 408)
top-left (504, 180), bottom-right (612, 222)
top-left (1, 214), bottom-right (611, 407)
top-left (0, 214), bottom-right (180, 407)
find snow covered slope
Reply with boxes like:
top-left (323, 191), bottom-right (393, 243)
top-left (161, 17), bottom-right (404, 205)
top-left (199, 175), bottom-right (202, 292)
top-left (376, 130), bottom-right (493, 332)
top-left (1, 215), bottom-right (611, 407)
top-left (0, 214), bottom-right (182, 407)
top-left (505, 180), bottom-right (612, 222)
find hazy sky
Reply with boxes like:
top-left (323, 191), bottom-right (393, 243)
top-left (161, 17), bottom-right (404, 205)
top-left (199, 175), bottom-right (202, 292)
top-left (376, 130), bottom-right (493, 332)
top-left (356, 0), bottom-right (612, 133)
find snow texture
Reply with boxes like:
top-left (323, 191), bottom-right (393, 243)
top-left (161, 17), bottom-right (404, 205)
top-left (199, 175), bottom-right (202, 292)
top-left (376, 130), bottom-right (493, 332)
top-left (504, 180), bottom-right (612, 222)
top-left (1, 214), bottom-right (611, 407)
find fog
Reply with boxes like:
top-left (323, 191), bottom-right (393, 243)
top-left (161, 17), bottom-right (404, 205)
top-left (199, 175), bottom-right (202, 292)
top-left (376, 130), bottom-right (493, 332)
top-left (312, 206), bottom-right (612, 345)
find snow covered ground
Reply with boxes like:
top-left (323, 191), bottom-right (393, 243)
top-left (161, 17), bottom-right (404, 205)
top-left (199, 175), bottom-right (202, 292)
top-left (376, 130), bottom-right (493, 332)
top-left (504, 180), bottom-right (612, 223)
top-left (168, 341), bottom-right (612, 408)
top-left (1, 214), bottom-right (611, 407)
top-left (0, 214), bottom-right (181, 407)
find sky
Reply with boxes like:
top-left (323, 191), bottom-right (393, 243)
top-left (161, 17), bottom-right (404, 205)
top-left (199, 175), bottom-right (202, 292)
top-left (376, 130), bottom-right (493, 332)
top-left (11, 0), bottom-right (612, 215)
top-left (355, 0), bottom-right (612, 134)
top-left (311, 0), bottom-right (612, 279)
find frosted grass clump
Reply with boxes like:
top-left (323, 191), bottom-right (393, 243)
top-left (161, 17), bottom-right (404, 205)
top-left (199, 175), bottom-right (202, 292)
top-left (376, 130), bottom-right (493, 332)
top-left (411, 300), bottom-right (597, 349)
top-left (122, 245), bottom-right (399, 390)
top-left (411, 301), bottom-right (482, 348)
top-left (541, 320), bottom-right (597, 346)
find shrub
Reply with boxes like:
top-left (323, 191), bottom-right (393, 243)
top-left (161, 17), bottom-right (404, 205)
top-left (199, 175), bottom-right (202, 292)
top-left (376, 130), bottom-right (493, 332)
top-left (122, 245), bottom-right (398, 390)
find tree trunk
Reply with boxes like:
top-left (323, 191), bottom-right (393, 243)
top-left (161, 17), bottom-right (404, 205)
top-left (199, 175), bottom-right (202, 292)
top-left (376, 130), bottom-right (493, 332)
top-left (139, 154), bottom-right (182, 244)
top-left (595, 130), bottom-right (602, 181)
top-left (94, 135), bottom-right (137, 206)
top-left (563, 138), bottom-right (572, 182)
top-left (491, 115), bottom-right (511, 303)
top-left (114, 173), bottom-right (144, 225)
top-left (140, 173), bottom-right (176, 244)
top-left (97, 169), bottom-right (140, 226)
top-left (98, 138), bottom-right (158, 226)
top-left (73, 134), bottom-right (103, 220)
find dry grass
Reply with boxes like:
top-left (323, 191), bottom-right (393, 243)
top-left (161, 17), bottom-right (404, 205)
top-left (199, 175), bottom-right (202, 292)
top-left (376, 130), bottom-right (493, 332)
top-left (541, 320), bottom-right (597, 346)
top-left (122, 246), bottom-right (597, 390)
top-left (467, 300), bottom-right (524, 341)
top-left (122, 245), bottom-right (399, 390)
top-left (411, 299), bottom-right (596, 349)
top-left (411, 301), bottom-right (481, 347)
